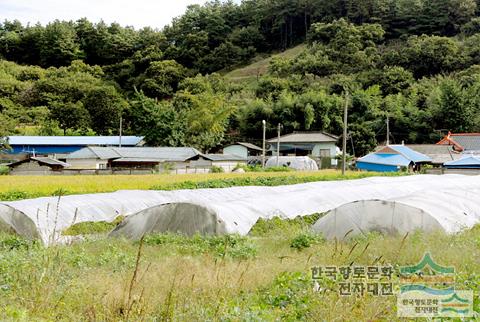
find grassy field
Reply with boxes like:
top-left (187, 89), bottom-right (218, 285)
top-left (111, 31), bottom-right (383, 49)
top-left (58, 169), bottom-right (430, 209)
top-left (0, 170), bottom-right (398, 200)
top-left (1, 171), bottom-right (477, 320)
top-left (224, 44), bottom-right (305, 83)
top-left (0, 220), bottom-right (478, 321)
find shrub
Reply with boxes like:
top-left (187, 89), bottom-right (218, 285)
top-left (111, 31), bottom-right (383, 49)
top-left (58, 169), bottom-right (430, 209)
top-left (0, 165), bottom-right (9, 175)
top-left (62, 216), bottom-right (125, 236)
top-left (210, 165), bottom-right (224, 173)
top-left (290, 232), bottom-right (324, 251)
top-left (0, 191), bottom-right (31, 201)
top-left (250, 213), bottom-right (323, 237)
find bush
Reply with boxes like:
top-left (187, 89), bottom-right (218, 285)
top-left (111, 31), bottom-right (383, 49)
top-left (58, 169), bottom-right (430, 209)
top-left (0, 165), bottom-right (9, 175)
top-left (0, 191), bottom-right (31, 201)
top-left (250, 213), bottom-right (322, 237)
top-left (290, 232), bottom-right (324, 251)
top-left (210, 165), bottom-right (224, 173)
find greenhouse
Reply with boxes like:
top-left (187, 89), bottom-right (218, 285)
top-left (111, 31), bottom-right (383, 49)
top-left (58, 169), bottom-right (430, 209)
top-left (312, 188), bottom-right (480, 239)
top-left (1, 174), bottom-right (480, 245)
top-left (265, 156), bottom-right (319, 170)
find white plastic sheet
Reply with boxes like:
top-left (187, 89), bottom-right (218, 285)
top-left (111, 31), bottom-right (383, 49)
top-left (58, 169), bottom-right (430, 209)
top-left (313, 188), bottom-right (480, 239)
top-left (1, 174), bottom-right (480, 244)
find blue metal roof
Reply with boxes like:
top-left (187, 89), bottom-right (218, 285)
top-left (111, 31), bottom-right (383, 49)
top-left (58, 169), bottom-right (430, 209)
top-left (382, 145), bottom-right (432, 163)
top-left (7, 136), bottom-right (144, 146)
top-left (357, 153), bottom-right (412, 167)
top-left (444, 155), bottom-right (480, 167)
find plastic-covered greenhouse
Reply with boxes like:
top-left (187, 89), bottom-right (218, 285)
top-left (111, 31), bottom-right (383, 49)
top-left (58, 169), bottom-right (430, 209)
top-left (312, 188), bottom-right (480, 239)
top-left (1, 174), bottom-right (480, 245)
top-left (265, 156), bottom-right (319, 170)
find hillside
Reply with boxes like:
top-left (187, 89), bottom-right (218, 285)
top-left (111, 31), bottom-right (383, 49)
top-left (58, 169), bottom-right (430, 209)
top-left (224, 45), bottom-right (306, 82)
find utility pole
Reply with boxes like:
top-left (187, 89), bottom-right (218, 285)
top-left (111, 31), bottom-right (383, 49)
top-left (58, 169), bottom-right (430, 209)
top-left (276, 123), bottom-right (281, 167)
top-left (119, 116), bottom-right (123, 148)
top-left (386, 114), bottom-right (390, 146)
top-left (262, 120), bottom-right (266, 168)
top-left (342, 90), bottom-right (349, 176)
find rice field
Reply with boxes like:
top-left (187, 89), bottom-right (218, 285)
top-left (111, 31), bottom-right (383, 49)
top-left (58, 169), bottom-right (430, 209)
top-left (0, 170), bottom-right (397, 200)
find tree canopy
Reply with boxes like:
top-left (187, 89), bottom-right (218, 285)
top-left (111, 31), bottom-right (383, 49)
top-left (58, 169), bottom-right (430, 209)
top-left (2, 0), bottom-right (480, 154)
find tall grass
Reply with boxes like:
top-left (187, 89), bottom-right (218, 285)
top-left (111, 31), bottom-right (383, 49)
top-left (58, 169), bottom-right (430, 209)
top-left (0, 224), bottom-right (478, 320)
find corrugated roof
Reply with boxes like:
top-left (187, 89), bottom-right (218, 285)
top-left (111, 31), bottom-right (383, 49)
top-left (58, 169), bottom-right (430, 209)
top-left (378, 145), bottom-right (431, 163)
top-left (67, 147), bottom-right (202, 162)
top-left (203, 154), bottom-right (247, 161)
top-left (357, 153), bottom-right (412, 167)
top-left (448, 134), bottom-right (480, 151)
top-left (406, 144), bottom-right (460, 164)
top-left (267, 132), bottom-right (338, 143)
top-left (444, 155), bottom-right (480, 166)
top-left (8, 157), bottom-right (69, 168)
top-left (7, 136), bottom-right (144, 146)
top-left (377, 144), bottom-right (460, 164)
top-left (32, 157), bottom-right (69, 167)
top-left (234, 142), bottom-right (262, 151)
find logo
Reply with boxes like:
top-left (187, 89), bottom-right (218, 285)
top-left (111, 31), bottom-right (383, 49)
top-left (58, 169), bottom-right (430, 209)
top-left (397, 253), bottom-right (473, 318)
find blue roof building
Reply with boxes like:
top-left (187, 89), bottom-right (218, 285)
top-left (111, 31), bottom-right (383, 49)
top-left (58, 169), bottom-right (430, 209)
top-left (443, 155), bottom-right (480, 169)
top-left (356, 145), bottom-right (431, 172)
top-left (6, 136), bottom-right (144, 155)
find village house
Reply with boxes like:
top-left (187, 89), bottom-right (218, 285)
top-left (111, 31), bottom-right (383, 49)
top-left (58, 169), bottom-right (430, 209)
top-left (356, 145), bottom-right (431, 172)
top-left (7, 157), bottom-right (70, 175)
top-left (223, 142), bottom-right (263, 159)
top-left (436, 132), bottom-right (480, 153)
top-left (5, 136), bottom-right (144, 159)
top-left (267, 131), bottom-right (339, 168)
top-left (65, 146), bottom-right (246, 173)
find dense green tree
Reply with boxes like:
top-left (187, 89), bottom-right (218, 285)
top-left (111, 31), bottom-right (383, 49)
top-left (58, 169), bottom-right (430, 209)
top-left (137, 60), bottom-right (187, 99)
top-left (49, 101), bottom-right (91, 134)
top-left (83, 87), bottom-right (127, 135)
top-left (40, 21), bottom-right (83, 67)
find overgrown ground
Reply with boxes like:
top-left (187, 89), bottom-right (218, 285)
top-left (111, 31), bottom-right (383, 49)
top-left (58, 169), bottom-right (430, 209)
top-left (0, 218), bottom-right (478, 321)
top-left (0, 170), bottom-right (399, 200)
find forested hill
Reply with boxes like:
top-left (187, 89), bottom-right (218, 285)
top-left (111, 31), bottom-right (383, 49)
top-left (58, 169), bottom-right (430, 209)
top-left (2, 0), bottom-right (480, 155)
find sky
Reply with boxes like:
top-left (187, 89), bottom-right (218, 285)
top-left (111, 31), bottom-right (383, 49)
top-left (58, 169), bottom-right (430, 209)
top-left (0, 0), bottom-right (212, 29)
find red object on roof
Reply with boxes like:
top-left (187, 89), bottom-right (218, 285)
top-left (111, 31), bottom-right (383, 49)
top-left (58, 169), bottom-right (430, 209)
top-left (436, 132), bottom-right (464, 152)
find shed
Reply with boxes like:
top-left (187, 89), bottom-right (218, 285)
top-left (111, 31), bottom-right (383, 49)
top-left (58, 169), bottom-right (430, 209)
top-left (356, 145), bottom-right (431, 172)
top-left (443, 155), bottom-right (480, 169)
top-left (202, 154), bottom-right (247, 172)
top-left (66, 147), bottom-right (202, 170)
top-left (223, 142), bottom-right (262, 159)
top-left (6, 136), bottom-right (144, 156)
top-left (7, 157), bottom-right (69, 175)
top-left (376, 144), bottom-right (461, 166)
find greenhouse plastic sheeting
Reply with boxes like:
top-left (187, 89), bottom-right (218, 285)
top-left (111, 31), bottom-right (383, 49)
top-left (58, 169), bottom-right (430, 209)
top-left (265, 156), bottom-right (319, 170)
top-left (312, 189), bottom-right (480, 239)
top-left (110, 175), bottom-right (480, 241)
top-left (1, 174), bottom-right (480, 245)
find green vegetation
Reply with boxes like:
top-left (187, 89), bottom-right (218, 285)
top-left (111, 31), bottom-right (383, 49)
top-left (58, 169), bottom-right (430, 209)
top-left (2, 0), bottom-right (480, 154)
top-left (0, 222), bottom-right (478, 320)
top-left (0, 170), bottom-right (399, 201)
top-left (62, 216), bottom-right (125, 236)
top-left (152, 172), bottom-right (401, 191)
